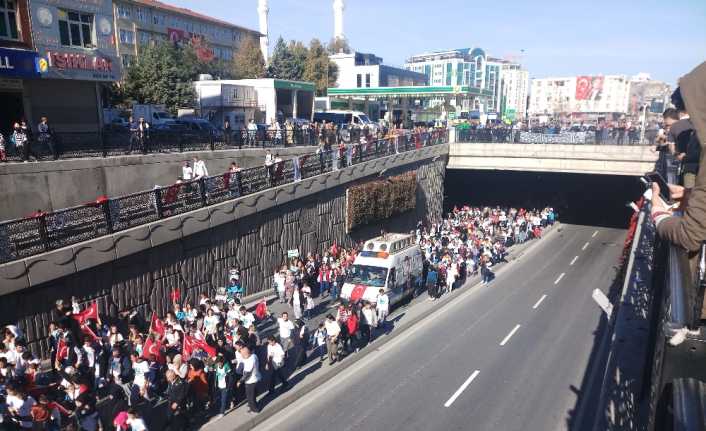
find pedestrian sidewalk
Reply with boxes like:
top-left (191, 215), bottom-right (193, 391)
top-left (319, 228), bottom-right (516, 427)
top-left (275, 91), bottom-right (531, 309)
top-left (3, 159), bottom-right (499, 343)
top-left (201, 224), bottom-right (561, 431)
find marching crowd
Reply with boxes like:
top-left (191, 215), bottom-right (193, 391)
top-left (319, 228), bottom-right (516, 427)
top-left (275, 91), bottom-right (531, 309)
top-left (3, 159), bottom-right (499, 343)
top-left (0, 205), bottom-right (553, 431)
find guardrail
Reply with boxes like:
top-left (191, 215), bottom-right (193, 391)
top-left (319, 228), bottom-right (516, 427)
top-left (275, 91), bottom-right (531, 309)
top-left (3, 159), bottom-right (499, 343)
top-left (454, 128), bottom-right (650, 145)
top-left (645, 154), bottom-right (706, 431)
top-left (1, 126), bottom-right (381, 161)
top-left (0, 129), bottom-right (448, 264)
top-left (593, 151), bottom-right (706, 430)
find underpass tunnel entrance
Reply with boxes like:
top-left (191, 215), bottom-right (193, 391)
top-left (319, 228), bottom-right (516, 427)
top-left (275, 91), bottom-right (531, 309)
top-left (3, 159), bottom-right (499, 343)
top-left (443, 170), bottom-right (644, 228)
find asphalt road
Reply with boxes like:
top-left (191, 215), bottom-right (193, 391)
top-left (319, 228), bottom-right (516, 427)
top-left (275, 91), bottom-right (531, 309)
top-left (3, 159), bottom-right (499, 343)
top-left (253, 224), bottom-right (625, 431)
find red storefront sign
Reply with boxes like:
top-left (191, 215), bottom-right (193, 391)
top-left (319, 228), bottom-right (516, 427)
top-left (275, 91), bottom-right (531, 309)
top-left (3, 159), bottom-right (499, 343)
top-left (47, 51), bottom-right (113, 72)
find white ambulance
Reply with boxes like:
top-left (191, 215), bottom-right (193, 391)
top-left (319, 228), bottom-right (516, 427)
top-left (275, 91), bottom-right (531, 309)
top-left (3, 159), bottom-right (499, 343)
top-left (340, 233), bottom-right (424, 306)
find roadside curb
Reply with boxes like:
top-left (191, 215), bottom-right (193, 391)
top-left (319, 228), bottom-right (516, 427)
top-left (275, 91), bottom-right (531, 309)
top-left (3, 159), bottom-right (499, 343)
top-left (215, 224), bottom-right (559, 431)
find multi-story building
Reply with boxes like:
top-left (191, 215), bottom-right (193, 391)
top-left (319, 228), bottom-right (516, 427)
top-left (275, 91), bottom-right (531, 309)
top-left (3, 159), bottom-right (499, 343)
top-left (405, 48), bottom-right (527, 118)
top-left (0, 0), bottom-right (122, 135)
top-left (500, 64), bottom-right (529, 120)
top-left (628, 73), bottom-right (671, 117)
top-left (112, 0), bottom-right (261, 71)
top-left (329, 51), bottom-right (426, 89)
top-left (529, 75), bottom-right (632, 119)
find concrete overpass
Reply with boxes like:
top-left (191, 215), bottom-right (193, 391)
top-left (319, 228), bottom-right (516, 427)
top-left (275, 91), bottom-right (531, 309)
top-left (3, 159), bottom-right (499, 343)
top-left (447, 142), bottom-right (658, 176)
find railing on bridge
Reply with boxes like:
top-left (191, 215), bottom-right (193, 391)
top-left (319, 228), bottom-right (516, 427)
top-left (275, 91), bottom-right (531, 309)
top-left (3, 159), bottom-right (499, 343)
top-left (1, 127), bottom-right (378, 161)
top-left (454, 127), bottom-right (651, 145)
top-left (0, 129), bottom-right (448, 264)
top-left (594, 151), bottom-right (706, 430)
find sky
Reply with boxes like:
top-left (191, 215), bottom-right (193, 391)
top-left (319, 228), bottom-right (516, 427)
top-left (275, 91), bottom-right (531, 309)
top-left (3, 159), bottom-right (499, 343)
top-left (170, 0), bottom-right (706, 86)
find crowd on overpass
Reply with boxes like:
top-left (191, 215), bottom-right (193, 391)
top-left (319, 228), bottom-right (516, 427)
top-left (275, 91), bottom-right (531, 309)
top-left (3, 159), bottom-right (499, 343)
top-left (0, 203), bottom-right (553, 430)
top-left (0, 113), bottom-right (443, 163)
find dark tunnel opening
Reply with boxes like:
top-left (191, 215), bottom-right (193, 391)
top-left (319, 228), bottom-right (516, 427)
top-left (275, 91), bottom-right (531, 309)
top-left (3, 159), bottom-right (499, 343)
top-left (443, 169), bottom-right (644, 229)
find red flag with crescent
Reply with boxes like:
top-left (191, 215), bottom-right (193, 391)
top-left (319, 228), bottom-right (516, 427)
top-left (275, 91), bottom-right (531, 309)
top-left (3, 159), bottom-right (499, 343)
top-left (72, 301), bottom-right (99, 325)
top-left (149, 312), bottom-right (165, 337)
top-left (183, 335), bottom-right (216, 359)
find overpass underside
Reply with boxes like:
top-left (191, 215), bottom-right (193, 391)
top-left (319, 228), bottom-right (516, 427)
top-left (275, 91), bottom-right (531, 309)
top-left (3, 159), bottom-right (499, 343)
top-left (447, 143), bottom-right (658, 176)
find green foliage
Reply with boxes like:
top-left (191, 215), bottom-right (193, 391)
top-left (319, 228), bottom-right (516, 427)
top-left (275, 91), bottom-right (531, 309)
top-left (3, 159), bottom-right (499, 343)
top-left (304, 39), bottom-right (338, 96)
top-left (327, 38), bottom-right (352, 54)
top-left (232, 37), bottom-right (266, 79)
top-left (122, 42), bottom-right (210, 114)
top-left (346, 172), bottom-right (417, 231)
top-left (267, 36), bottom-right (308, 81)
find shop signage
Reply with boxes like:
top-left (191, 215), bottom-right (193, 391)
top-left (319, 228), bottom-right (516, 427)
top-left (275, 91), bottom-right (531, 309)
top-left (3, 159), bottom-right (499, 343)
top-left (0, 48), bottom-right (41, 78)
top-left (47, 51), bottom-right (113, 72)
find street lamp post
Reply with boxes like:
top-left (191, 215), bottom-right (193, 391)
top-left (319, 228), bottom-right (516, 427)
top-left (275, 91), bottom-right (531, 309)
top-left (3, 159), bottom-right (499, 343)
top-left (639, 103), bottom-right (648, 144)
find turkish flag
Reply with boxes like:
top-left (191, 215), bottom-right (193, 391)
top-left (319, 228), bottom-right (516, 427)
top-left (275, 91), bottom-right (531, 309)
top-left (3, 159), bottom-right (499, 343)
top-left (72, 301), bottom-right (99, 325)
top-left (149, 312), bottom-right (165, 337)
top-left (56, 337), bottom-right (68, 361)
top-left (170, 289), bottom-right (181, 303)
top-left (350, 284), bottom-right (367, 303)
top-left (142, 338), bottom-right (165, 364)
top-left (80, 324), bottom-right (99, 343)
top-left (183, 335), bottom-right (216, 359)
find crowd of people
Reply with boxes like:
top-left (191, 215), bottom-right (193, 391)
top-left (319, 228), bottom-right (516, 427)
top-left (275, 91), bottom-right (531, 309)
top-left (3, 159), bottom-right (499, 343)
top-left (0, 204), bottom-right (553, 430)
top-left (0, 118), bottom-right (58, 163)
top-left (650, 62), bottom-right (706, 256)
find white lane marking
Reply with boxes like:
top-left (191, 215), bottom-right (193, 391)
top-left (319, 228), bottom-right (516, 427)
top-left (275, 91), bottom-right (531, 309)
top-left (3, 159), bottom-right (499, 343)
top-left (499, 324), bottom-right (521, 346)
top-left (582, 242), bottom-right (589, 251)
top-left (592, 230), bottom-right (599, 238)
top-left (570, 256), bottom-right (579, 266)
top-left (532, 294), bottom-right (547, 309)
top-left (444, 370), bottom-right (481, 407)
top-left (554, 272), bottom-right (565, 285)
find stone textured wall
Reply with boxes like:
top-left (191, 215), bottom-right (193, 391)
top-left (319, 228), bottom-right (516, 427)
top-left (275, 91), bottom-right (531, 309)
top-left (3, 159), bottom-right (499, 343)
top-left (1, 158), bottom-right (446, 358)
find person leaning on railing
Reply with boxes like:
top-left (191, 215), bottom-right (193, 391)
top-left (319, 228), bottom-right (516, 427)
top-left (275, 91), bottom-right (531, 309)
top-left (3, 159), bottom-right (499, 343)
top-left (651, 62), bottom-right (706, 256)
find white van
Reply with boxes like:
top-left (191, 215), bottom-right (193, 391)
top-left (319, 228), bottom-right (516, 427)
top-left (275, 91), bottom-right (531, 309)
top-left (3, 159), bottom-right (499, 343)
top-left (340, 233), bottom-right (423, 306)
top-left (313, 110), bottom-right (379, 134)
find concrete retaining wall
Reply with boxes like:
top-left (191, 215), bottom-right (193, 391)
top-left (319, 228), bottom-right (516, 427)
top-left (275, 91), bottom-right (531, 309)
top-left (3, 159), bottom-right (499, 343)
top-left (448, 143), bottom-right (658, 176)
top-left (0, 147), bottom-right (315, 220)
top-left (0, 145), bottom-right (448, 358)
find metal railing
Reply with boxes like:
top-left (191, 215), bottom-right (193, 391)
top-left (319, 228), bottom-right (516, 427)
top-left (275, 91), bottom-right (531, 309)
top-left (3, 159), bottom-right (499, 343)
top-left (454, 128), bottom-right (651, 145)
top-left (645, 153), bottom-right (706, 431)
top-left (0, 129), bottom-right (448, 264)
top-left (1, 126), bottom-right (377, 161)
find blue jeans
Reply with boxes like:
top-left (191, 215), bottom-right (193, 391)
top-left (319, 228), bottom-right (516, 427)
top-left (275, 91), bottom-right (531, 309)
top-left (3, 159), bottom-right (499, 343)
top-left (320, 281), bottom-right (331, 296)
top-left (331, 283), bottom-right (338, 299)
top-left (218, 387), bottom-right (230, 414)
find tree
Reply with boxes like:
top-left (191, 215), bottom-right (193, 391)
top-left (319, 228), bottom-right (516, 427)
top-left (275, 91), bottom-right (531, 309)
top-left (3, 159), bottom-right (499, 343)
top-left (232, 37), bottom-right (266, 79)
top-left (327, 37), bottom-right (351, 55)
top-left (122, 42), bottom-right (199, 114)
top-left (304, 39), bottom-right (338, 96)
top-left (267, 36), bottom-right (308, 81)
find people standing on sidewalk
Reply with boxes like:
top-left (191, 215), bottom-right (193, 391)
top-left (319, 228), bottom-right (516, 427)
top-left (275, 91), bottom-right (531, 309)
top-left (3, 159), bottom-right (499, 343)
top-left (265, 336), bottom-right (288, 396)
top-left (37, 117), bottom-right (58, 160)
top-left (324, 314), bottom-right (341, 364)
top-left (236, 345), bottom-right (260, 413)
top-left (277, 312), bottom-right (295, 358)
top-left (376, 289), bottom-right (390, 328)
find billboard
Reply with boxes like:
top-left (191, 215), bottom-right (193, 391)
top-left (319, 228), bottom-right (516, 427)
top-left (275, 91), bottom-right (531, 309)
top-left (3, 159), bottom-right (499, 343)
top-left (575, 76), bottom-right (604, 101)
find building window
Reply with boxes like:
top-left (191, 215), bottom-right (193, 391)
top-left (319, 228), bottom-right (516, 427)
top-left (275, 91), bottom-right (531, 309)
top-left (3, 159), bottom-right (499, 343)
top-left (59, 10), bottom-right (94, 48)
top-left (138, 30), bottom-right (150, 45)
top-left (119, 28), bottom-right (134, 44)
top-left (122, 54), bottom-right (134, 68)
top-left (356, 74), bottom-right (362, 88)
top-left (0, 0), bottom-right (20, 41)
top-left (365, 73), bottom-right (370, 88)
top-left (135, 7), bottom-right (146, 22)
top-left (117, 5), bottom-right (131, 19)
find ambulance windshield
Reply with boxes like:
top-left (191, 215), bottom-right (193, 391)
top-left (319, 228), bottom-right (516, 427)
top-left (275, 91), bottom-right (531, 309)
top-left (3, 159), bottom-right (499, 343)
top-left (347, 264), bottom-right (388, 287)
